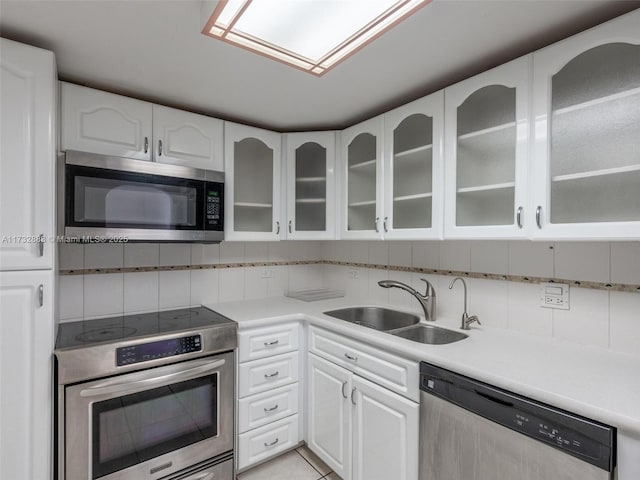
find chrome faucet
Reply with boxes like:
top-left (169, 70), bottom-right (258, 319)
top-left (448, 277), bottom-right (481, 330)
top-left (378, 278), bottom-right (436, 322)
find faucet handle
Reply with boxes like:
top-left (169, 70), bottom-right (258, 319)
top-left (464, 315), bottom-right (481, 330)
top-left (419, 278), bottom-right (435, 297)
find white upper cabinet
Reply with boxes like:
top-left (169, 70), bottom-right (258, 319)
top-left (340, 116), bottom-right (384, 239)
top-left (531, 10), bottom-right (640, 240)
top-left (383, 93), bottom-right (444, 239)
top-left (285, 131), bottom-right (336, 240)
top-left (444, 57), bottom-right (531, 239)
top-left (152, 105), bottom-right (223, 171)
top-left (0, 39), bottom-right (56, 271)
top-left (225, 122), bottom-right (282, 241)
top-left (60, 83), bottom-right (224, 170)
top-left (61, 82), bottom-right (153, 161)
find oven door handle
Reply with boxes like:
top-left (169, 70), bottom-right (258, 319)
top-left (79, 358), bottom-right (226, 398)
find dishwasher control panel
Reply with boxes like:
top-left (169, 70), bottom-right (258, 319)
top-left (117, 335), bottom-right (202, 366)
top-left (420, 362), bottom-right (615, 472)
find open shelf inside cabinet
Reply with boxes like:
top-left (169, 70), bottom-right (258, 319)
top-left (456, 185), bottom-right (515, 227)
top-left (393, 192), bottom-right (433, 202)
top-left (349, 158), bottom-right (377, 170)
top-left (235, 202), bottom-right (272, 208)
top-left (347, 202), bottom-right (376, 231)
top-left (296, 198), bottom-right (326, 203)
top-left (550, 87), bottom-right (640, 179)
top-left (296, 176), bottom-right (326, 182)
top-left (550, 168), bottom-right (640, 224)
top-left (456, 182), bottom-right (515, 194)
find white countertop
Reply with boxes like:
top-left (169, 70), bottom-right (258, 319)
top-left (205, 295), bottom-right (640, 436)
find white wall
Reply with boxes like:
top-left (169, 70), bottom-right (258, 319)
top-left (58, 240), bottom-right (640, 357)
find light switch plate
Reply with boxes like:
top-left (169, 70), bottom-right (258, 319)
top-left (539, 282), bottom-right (569, 310)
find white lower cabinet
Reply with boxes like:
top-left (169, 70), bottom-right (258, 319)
top-left (307, 327), bottom-right (419, 480)
top-left (0, 270), bottom-right (54, 480)
top-left (237, 414), bottom-right (300, 470)
top-left (236, 323), bottom-right (301, 471)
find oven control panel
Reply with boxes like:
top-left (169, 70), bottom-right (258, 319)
top-left (117, 335), bottom-right (202, 366)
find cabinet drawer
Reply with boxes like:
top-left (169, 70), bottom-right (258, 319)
top-left (237, 414), bottom-right (300, 471)
top-left (309, 326), bottom-right (419, 401)
top-left (238, 383), bottom-right (299, 434)
top-left (238, 351), bottom-right (299, 398)
top-left (238, 323), bottom-right (300, 363)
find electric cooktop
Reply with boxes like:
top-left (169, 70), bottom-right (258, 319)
top-left (55, 306), bottom-right (235, 350)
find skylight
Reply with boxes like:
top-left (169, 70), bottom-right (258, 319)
top-left (202, 0), bottom-right (430, 76)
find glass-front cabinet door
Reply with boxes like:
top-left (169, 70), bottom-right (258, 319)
top-left (383, 92), bottom-right (444, 239)
top-left (532, 10), bottom-right (640, 240)
top-left (224, 122), bottom-right (282, 241)
top-left (340, 116), bottom-right (384, 239)
top-left (285, 131), bottom-right (336, 239)
top-left (444, 57), bottom-right (530, 239)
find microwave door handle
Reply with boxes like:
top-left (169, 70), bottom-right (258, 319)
top-left (79, 358), bottom-right (225, 398)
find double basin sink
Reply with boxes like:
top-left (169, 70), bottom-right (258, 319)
top-left (323, 306), bottom-right (467, 345)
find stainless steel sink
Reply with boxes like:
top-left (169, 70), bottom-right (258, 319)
top-left (391, 324), bottom-right (468, 345)
top-left (323, 307), bottom-right (420, 331)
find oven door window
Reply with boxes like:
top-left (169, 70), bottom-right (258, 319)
top-left (91, 374), bottom-right (218, 479)
top-left (66, 164), bottom-right (203, 230)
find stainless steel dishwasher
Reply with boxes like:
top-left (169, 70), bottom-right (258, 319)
top-left (419, 362), bottom-right (615, 480)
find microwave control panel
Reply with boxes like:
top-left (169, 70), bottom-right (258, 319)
top-left (205, 183), bottom-right (223, 230)
top-left (117, 335), bottom-right (202, 366)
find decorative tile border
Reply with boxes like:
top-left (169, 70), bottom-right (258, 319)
top-left (60, 259), bottom-right (640, 293)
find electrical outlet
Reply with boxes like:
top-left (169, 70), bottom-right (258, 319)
top-left (348, 269), bottom-right (360, 279)
top-left (539, 282), bottom-right (569, 310)
top-left (260, 270), bottom-right (273, 279)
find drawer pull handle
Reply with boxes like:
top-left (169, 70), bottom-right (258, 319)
top-left (264, 340), bottom-right (279, 347)
top-left (341, 381), bottom-right (347, 399)
top-left (344, 353), bottom-right (358, 362)
top-left (264, 371), bottom-right (280, 379)
top-left (264, 404), bottom-right (279, 412)
top-left (264, 438), bottom-right (279, 448)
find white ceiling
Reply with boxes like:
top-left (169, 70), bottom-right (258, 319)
top-left (1, 0), bottom-right (638, 131)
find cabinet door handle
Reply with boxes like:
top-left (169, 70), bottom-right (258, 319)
top-left (38, 284), bottom-right (44, 307)
top-left (288, 220), bottom-right (292, 234)
top-left (264, 438), bottom-right (279, 448)
top-left (38, 234), bottom-right (45, 257)
top-left (383, 217), bottom-right (388, 232)
top-left (144, 136), bottom-right (149, 154)
top-left (344, 353), bottom-right (358, 362)
top-left (536, 206), bottom-right (542, 229)
top-left (276, 221), bottom-right (280, 235)
top-left (264, 404), bottom-right (279, 412)
top-left (516, 206), bottom-right (523, 229)
top-left (341, 381), bottom-right (348, 399)
top-left (374, 217), bottom-right (379, 233)
top-left (264, 371), bottom-right (280, 379)
top-left (158, 139), bottom-right (163, 156)
top-left (264, 340), bottom-right (279, 347)
top-left (351, 387), bottom-right (357, 406)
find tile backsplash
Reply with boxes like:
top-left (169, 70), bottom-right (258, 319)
top-left (58, 240), bottom-right (640, 357)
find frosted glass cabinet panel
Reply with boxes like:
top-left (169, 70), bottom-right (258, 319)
top-left (532, 10), bottom-right (640, 239)
top-left (383, 93), bottom-right (444, 239)
top-left (444, 57), bottom-right (530, 238)
top-left (286, 132), bottom-right (336, 239)
top-left (340, 117), bottom-right (384, 239)
top-left (225, 123), bottom-right (282, 241)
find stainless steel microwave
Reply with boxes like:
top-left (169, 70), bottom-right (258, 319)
top-left (59, 151), bottom-right (224, 242)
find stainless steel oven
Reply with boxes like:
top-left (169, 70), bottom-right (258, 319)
top-left (55, 307), bottom-right (237, 480)
top-left (59, 151), bottom-right (224, 242)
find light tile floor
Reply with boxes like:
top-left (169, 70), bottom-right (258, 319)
top-left (237, 445), bottom-right (340, 480)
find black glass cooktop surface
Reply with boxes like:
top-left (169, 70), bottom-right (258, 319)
top-left (55, 307), bottom-right (235, 349)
